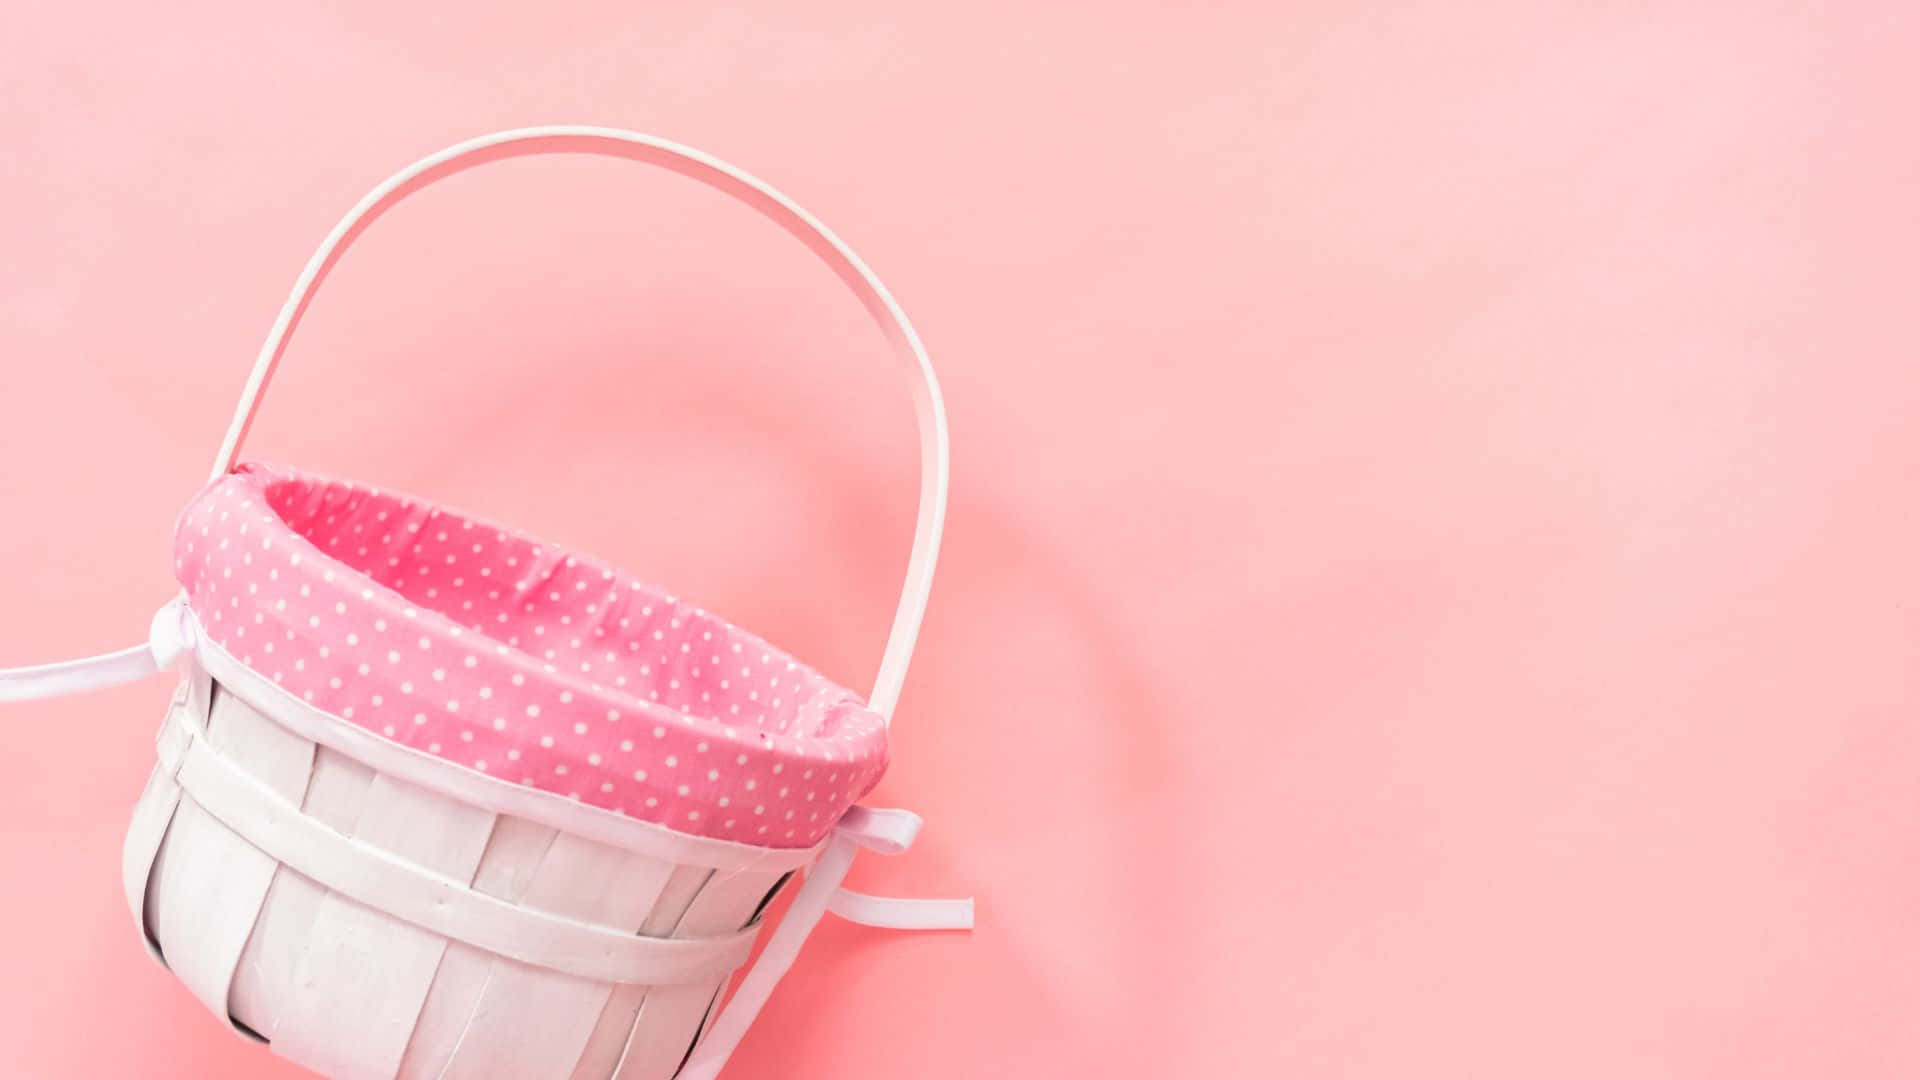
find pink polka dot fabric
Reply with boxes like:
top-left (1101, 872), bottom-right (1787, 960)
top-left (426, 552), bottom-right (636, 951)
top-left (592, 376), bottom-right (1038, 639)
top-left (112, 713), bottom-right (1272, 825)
top-left (173, 464), bottom-right (888, 848)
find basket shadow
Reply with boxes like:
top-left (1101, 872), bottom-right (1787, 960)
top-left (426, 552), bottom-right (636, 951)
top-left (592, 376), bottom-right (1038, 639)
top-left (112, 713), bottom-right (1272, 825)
top-left (728, 491), bottom-right (1193, 1075)
top-left (279, 287), bottom-right (1190, 1073)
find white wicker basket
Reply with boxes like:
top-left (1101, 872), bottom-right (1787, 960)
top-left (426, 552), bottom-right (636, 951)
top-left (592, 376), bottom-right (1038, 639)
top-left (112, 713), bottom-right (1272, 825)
top-left (1, 127), bottom-right (966, 1080)
top-left (125, 657), bottom-right (811, 1079)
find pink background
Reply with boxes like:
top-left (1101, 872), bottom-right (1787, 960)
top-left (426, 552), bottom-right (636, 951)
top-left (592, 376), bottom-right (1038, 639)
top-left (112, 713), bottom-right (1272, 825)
top-left (3, 3), bottom-right (1918, 1077)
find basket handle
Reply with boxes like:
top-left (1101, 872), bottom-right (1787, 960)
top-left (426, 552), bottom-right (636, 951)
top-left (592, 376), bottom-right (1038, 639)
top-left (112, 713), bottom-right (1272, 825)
top-left (206, 126), bottom-right (948, 721)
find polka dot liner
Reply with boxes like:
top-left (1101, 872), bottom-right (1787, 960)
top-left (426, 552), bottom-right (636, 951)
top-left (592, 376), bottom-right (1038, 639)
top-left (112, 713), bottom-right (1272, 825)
top-left (174, 463), bottom-right (888, 848)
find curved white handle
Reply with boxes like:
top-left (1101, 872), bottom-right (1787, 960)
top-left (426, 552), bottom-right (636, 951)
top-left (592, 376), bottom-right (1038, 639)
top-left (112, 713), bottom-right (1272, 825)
top-left (209, 126), bottom-right (948, 720)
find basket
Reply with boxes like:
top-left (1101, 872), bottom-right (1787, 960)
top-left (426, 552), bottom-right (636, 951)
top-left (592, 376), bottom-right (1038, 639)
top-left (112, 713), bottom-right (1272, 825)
top-left (1, 127), bottom-right (969, 1080)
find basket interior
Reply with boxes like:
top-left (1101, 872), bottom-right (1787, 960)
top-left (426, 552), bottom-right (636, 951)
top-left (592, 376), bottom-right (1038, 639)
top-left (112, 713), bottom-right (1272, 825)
top-left (173, 463), bottom-right (887, 847)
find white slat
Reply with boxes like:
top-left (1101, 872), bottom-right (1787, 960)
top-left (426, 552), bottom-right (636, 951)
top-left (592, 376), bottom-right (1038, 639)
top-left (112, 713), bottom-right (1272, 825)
top-left (437, 834), bottom-right (680, 1078)
top-left (569, 984), bottom-right (650, 1080)
top-left (229, 861), bottom-right (321, 1038)
top-left (227, 727), bottom-right (351, 1039)
top-left (124, 671), bottom-right (207, 955)
top-left (613, 868), bottom-right (789, 1080)
top-left (568, 866), bottom-right (711, 1080)
top-left (271, 771), bottom-right (496, 1079)
top-left (122, 762), bottom-right (182, 962)
top-left (300, 744), bottom-right (379, 831)
top-left (145, 800), bottom-right (270, 1023)
top-left (697, 871), bottom-right (792, 1046)
top-left (395, 816), bottom-right (557, 1079)
top-left (146, 687), bottom-right (315, 1027)
top-left (232, 745), bottom-right (378, 1039)
top-left (203, 689), bottom-right (317, 1034)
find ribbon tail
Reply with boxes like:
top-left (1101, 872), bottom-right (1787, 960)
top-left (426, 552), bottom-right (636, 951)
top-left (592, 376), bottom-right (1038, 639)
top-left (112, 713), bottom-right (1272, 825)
top-left (0, 642), bottom-right (159, 703)
top-left (829, 888), bottom-right (974, 931)
top-left (0, 599), bottom-right (191, 704)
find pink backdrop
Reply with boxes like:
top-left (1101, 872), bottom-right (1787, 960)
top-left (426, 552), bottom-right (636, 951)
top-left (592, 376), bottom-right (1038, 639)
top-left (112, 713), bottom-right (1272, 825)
top-left (4, 3), bottom-right (1919, 1077)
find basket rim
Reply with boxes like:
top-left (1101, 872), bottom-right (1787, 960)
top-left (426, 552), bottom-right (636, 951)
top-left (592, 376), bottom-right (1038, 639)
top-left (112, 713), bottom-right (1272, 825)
top-left (174, 463), bottom-right (888, 849)
top-left (188, 611), bottom-right (828, 873)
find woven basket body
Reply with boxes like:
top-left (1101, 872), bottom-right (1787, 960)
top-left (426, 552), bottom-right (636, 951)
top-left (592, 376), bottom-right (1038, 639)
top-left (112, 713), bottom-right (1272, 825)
top-left (126, 662), bottom-right (800, 1080)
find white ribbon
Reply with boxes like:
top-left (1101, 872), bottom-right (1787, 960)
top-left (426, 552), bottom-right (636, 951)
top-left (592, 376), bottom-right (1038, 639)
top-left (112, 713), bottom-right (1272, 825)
top-left (0, 598), bottom-right (192, 703)
top-left (1, 600), bottom-right (971, 1078)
